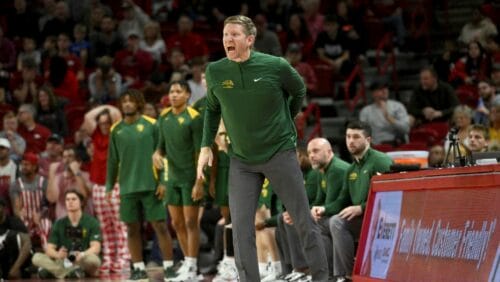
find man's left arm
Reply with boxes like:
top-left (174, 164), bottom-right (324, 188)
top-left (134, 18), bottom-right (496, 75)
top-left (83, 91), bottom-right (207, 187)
top-left (279, 58), bottom-right (306, 118)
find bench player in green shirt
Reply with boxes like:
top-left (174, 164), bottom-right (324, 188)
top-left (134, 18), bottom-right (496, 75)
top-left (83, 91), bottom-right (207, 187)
top-left (152, 81), bottom-right (204, 281)
top-left (106, 90), bottom-right (173, 281)
top-left (197, 15), bottom-right (328, 282)
top-left (311, 122), bottom-right (392, 281)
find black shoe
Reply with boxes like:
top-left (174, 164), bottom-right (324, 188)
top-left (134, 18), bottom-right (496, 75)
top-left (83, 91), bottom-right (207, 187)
top-left (127, 268), bottom-right (149, 281)
top-left (38, 269), bottom-right (56, 279)
top-left (66, 268), bottom-right (85, 279)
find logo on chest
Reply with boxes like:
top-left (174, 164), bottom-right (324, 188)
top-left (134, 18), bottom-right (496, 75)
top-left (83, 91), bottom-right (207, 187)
top-left (136, 124), bottom-right (144, 132)
top-left (222, 80), bottom-right (234, 89)
top-left (349, 172), bottom-right (358, 181)
top-left (177, 117), bottom-right (185, 125)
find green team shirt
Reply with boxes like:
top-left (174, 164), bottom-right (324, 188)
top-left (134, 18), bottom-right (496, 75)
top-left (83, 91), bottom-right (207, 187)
top-left (324, 148), bottom-right (393, 216)
top-left (202, 51), bottom-right (306, 164)
top-left (106, 115), bottom-right (159, 194)
top-left (157, 107), bottom-right (202, 184)
top-left (311, 157), bottom-right (350, 216)
top-left (303, 168), bottom-right (321, 206)
top-left (48, 213), bottom-right (101, 251)
top-left (192, 96), bottom-right (207, 119)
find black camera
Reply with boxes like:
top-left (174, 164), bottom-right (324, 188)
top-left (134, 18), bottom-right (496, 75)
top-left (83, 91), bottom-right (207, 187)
top-left (64, 226), bottom-right (83, 262)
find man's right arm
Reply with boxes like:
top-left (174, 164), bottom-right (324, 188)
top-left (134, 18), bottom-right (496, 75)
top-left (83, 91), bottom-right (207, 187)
top-left (105, 130), bottom-right (118, 193)
top-left (200, 65), bottom-right (221, 148)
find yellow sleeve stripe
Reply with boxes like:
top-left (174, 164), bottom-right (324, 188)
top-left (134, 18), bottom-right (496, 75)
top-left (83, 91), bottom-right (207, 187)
top-left (110, 120), bottom-right (121, 132)
top-left (142, 115), bottom-right (157, 124)
top-left (160, 107), bottom-right (172, 117)
top-left (187, 107), bottom-right (200, 119)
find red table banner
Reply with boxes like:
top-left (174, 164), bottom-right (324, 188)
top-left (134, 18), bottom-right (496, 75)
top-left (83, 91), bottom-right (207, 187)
top-left (354, 164), bottom-right (500, 282)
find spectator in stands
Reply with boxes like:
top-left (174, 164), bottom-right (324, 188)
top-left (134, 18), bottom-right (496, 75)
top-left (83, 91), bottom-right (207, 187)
top-left (56, 33), bottom-right (85, 82)
top-left (285, 43), bottom-right (318, 94)
top-left (87, 4), bottom-right (110, 37)
top-left (485, 35), bottom-right (500, 65)
top-left (408, 67), bottom-right (460, 127)
top-left (359, 79), bottom-right (410, 146)
top-left (0, 138), bottom-right (17, 215)
top-left (449, 41), bottom-right (490, 87)
top-left (41, 1), bottom-right (75, 42)
top-left (17, 103), bottom-right (52, 155)
top-left (38, 133), bottom-right (64, 178)
top-left (80, 105), bottom-right (129, 273)
top-left (89, 16), bottom-right (123, 65)
top-left (142, 71), bottom-right (168, 105)
top-left (139, 21), bottom-right (166, 65)
top-left (16, 37), bottom-right (42, 71)
top-left (10, 152), bottom-right (51, 250)
top-left (40, 35), bottom-right (57, 74)
top-left (253, 14), bottom-right (282, 56)
top-left (0, 27), bottom-right (16, 87)
top-left (492, 64), bottom-right (500, 95)
top-left (88, 56), bottom-right (122, 104)
top-left (445, 105), bottom-right (473, 152)
top-left (0, 112), bottom-right (26, 162)
top-left (32, 189), bottom-right (101, 279)
top-left (0, 196), bottom-right (31, 280)
top-left (466, 124), bottom-right (490, 154)
top-left (118, 0), bottom-right (150, 41)
top-left (284, 13), bottom-right (314, 59)
top-left (47, 56), bottom-right (80, 105)
top-left (365, 0), bottom-right (407, 48)
top-left (475, 79), bottom-right (500, 126)
top-left (428, 144), bottom-right (445, 168)
top-left (10, 57), bottom-right (43, 107)
top-left (166, 47), bottom-right (190, 81)
top-left (6, 0), bottom-right (40, 42)
top-left (187, 57), bottom-right (206, 105)
top-left (38, 0), bottom-right (57, 35)
top-left (336, 0), bottom-right (365, 59)
top-left (458, 8), bottom-right (497, 48)
top-left (314, 15), bottom-right (353, 76)
top-left (113, 30), bottom-right (154, 90)
top-left (489, 104), bottom-right (500, 144)
top-left (311, 121), bottom-right (392, 281)
top-left (302, 0), bottom-right (325, 42)
top-left (34, 86), bottom-right (68, 137)
top-left (433, 39), bottom-right (460, 83)
top-left (166, 15), bottom-right (210, 62)
top-left (70, 24), bottom-right (90, 68)
top-left (47, 146), bottom-right (91, 219)
top-left (0, 87), bottom-right (15, 124)
top-left (143, 102), bottom-right (159, 119)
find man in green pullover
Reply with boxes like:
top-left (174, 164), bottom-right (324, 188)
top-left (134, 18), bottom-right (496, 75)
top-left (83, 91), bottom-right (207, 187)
top-left (308, 138), bottom-right (350, 276)
top-left (197, 15), bottom-right (328, 282)
top-left (311, 122), bottom-right (392, 281)
top-left (106, 90), bottom-right (173, 281)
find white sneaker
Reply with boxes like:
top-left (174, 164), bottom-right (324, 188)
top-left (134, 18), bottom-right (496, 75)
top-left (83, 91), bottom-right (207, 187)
top-left (285, 270), bottom-right (307, 282)
top-left (167, 261), bottom-right (197, 282)
top-left (296, 274), bottom-right (312, 282)
top-left (261, 263), bottom-right (281, 282)
top-left (212, 260), bottom-right (238, 282)
top-left (168, 270), bottom-right (197, 282)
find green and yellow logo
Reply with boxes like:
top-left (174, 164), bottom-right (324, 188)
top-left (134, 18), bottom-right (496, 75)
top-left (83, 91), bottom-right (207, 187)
top-left (349, 172), bottom-right (358, 181)
top-left (222, 80), bottom-right (234, 89)
top-left (178, 117), bottom-right (185, 125)
top-left (136, 124), bottom-right (144, 132)
top-left (321, 179), bottom-right (326, 190)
